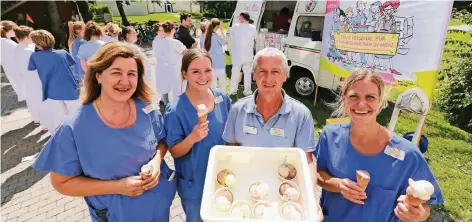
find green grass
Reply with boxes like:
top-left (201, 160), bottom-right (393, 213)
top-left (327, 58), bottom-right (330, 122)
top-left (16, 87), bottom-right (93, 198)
top-left (449, 19), bottom-right (464, 26)
top-left (219, 29), bottom-right (472, 221)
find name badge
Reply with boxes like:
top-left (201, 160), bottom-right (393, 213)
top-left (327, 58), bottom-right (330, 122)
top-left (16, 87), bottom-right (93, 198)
top-left (214, 96), bottom-right (224, 104)
top-left (384, 145), bottom-right (405, 161)
top-left (243, 125), bottom-right (258, 135)
top-left (270, 128), bottom-right (285, 137)
top-left (142, 104), bottom-right (157, 114)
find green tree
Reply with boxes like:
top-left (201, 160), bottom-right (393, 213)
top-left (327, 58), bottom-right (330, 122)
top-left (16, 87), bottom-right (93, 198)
top-left (198, 1), bottom-right (237, 18)
top-left (46, 1), bottom-right (66, 48)
top-left (116, 0), bottom-right (130, 26)
top-left (76, 1), bottom-right (93, 22)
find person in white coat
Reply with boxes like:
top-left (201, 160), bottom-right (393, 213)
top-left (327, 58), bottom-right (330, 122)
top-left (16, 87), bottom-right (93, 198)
top-left (229, 12), bottom-right (257, 96)
top-left (155, 21), bottom-right (187, 103)
top-left (152, 23), bottom-right (169, 104)
top-left (1, 21), bottom-right (25, 101)
top-left (13, 25), bottom-right (47, 128)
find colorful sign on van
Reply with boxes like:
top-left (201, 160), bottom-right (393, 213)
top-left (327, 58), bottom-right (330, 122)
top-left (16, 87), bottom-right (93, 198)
top-left (319, 0), bottom-right (454, 99)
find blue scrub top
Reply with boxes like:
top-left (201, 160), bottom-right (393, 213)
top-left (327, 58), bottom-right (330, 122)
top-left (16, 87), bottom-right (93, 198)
top-left (28, 49), bottom-right (79, 101)
top-left (78, 40), bottom-right (105, 62)
top-left (202, 33), bottom-right (226, 69)
top-left (164, 90), bottom-right (231, 201)
top-left (314, 123), bottom-right (444, 222)
top-left (33, 99), bottom-right (177, 222)
top-left (223, 90), bottom-right (316, 152)
top-left (71, 37), bottom-right (86, 78)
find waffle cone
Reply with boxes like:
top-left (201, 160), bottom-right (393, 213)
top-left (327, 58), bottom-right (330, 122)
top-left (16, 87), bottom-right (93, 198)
top-left (356, 170), bottom-right (370, 191)
top-left (405, 193), bottom-right (427, 207)
top-left (198, 113), bottom-right (207, 123)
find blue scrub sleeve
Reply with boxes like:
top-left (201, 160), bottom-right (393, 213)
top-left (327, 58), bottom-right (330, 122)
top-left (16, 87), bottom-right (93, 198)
top-left (294, 111), bottom-right (316, 152)
top-left (33, 124), bottom-right (82, 176)
top-left (153, 110), bottom-right (167, 143)
top-left (163, 109), bottom-right (186, 149)
top-left (65, 51), bottom-right (76, 66)
top-left (222, 105), bottom-right (238, 143)
top-left (27, 55), bottom-right (37, 71)
top-left (78, 45), bottom-right (85, 60)
top-left (410, 160), bottom-right (444, 205)
top-left (314, 130), bottom-right (329, 171)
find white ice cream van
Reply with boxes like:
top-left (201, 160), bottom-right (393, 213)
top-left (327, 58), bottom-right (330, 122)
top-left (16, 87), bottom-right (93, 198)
top-left (227, 0), bottom-right (341, 99)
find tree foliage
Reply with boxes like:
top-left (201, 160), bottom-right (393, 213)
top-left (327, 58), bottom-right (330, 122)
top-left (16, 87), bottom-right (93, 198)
top-left (198, 1), bottom-right (237, 18)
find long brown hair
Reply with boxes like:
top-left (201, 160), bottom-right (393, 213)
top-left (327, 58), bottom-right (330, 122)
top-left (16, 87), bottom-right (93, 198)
top-left (1, 20), bottom-right (17, 38)
top-left (204, 18), bottom-right (221, 52)
top-left (68, 21), bottom-right (85, 47)
top-left (81, 42), bottom-right (154, 104)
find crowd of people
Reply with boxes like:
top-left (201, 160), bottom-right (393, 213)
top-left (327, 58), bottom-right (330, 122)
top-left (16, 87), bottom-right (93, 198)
top-left (1, 11), bottom-right (443, 222)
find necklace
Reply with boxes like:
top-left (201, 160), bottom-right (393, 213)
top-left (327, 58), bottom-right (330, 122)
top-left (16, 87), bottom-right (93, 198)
top-left (95, 99), bottom-right (131, 126)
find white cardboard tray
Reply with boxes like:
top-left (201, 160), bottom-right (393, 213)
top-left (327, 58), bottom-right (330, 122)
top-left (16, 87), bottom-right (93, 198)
top-left (200, 146), bottom-right (318, 222)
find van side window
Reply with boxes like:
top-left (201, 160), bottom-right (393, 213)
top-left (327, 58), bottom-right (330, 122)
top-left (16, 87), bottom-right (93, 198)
top-left (295, 16), bottom-right (324, 40)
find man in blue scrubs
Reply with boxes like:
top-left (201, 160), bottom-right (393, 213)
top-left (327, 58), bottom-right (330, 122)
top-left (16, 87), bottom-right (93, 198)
top-left (222, 47), bottom-right (323, 221)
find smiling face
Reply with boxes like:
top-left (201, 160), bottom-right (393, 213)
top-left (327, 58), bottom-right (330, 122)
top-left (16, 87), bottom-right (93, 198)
top-left (254, 56), bottom-right (287, 97)
top-left (183, 56), bottom-right (213, 91)
top-left (96, 57), bottom-right (138, 103)
top-left (343, 78), bottom-right (383, 123)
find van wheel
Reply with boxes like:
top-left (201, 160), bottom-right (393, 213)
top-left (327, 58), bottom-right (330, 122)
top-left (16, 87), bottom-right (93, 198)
top-left (285, 71), bottom-right (316, 99)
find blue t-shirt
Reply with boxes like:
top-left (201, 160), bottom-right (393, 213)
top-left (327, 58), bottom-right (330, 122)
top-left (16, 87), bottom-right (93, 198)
top-left (28, 49), bottom-right (79, 101)
top-left (33, 99), bottom-right (176, 222)
top-left (314, 123), bottom-right (444, 222)
top-left (71, 37), bottom-right (86, 77)
top-left (164, 90), bottom-right (231, 200)
top-left (78, 40), bottom-right (105, 62)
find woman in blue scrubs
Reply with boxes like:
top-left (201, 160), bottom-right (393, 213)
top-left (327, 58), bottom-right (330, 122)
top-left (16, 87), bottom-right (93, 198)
top-left (315, 69), bottom-right (443, 222)
top-left (164, 48), bottom-right (231, 222)
top-left (68, 20), bottom-right (86, 79)
top-left (78, 21), bottom-right (105, 74)
top-left (33, 42), bottom-right (176, 222)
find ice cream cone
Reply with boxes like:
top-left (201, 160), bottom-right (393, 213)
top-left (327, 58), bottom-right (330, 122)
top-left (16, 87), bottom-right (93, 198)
top-left (356, 170), bottom-right (370, 191)
top-left (197, 104), bottom-right (208, 123)
top-left (404, 178), bottom-right (434, 207)
top-left (141, 165), bottom-right (153, 179)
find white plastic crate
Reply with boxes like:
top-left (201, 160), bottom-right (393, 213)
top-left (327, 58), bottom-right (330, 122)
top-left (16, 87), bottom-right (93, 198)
top-left (200, 146), bottom-right (318, 222)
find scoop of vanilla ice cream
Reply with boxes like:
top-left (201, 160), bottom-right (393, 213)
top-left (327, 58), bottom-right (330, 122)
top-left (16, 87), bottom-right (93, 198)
top-left (408, 178), bottom-right (435, 200)
top-left (197, 104), bottom-right (208, 116)
top-left (285, 187), bottom-right (299, 200)
top-left (225, 174), bottom-right (236, 187)
top-left (256, 183), bottom-right (270, 197)
top-left (215, 196), bottom-right (231, 210)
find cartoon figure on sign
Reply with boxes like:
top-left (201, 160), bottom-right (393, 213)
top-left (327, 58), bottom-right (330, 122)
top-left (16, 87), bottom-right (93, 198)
top-left (366, 1), bottom-right (382, 32)
top-left (353, 0), bottom-right (368, 67)
top-left (327, 8), bottom-right (345, 62)
top-left (344, 7), bottom-right (355, 65)
top-left (370, 0), bottom-right (402, 75)
top-left (306, 0), bottom-right (318, 12)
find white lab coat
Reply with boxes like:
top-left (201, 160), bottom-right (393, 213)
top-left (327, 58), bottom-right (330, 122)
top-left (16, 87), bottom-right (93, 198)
top-left (154, 37), bottom-right (186, 101)
top-left (1, 38), bottom-right (25, 101)
top-left (229, 23), bottom-right (257, 94)
top-left (13, 43), bottom-right (48, 124)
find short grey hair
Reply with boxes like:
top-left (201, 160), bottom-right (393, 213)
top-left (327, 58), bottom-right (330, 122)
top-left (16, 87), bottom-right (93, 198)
top-left (252, 47), bottom-right (289, 77)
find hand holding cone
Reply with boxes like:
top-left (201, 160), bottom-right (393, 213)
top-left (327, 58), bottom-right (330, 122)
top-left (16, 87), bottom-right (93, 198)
top-left (140, 164), bottom-right (153, 180)
top-left (197, 104), bottom-right (208, 123)
top-left (404, 178), bottom-right (434, 207)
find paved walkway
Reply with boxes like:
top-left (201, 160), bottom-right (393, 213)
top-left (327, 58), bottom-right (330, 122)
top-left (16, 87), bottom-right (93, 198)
top-left (0, 45), bottom-right (186, 222)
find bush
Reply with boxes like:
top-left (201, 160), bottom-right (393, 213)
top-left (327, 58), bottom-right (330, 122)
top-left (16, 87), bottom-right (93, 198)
top-left (452, 8), bottom-right (472, 25)
top-left (88, 3), bottom-right (111, 16)
top-left (202, 11), bottom-right (217, 19)
top-left (436, 47), bottom-right (472, 132)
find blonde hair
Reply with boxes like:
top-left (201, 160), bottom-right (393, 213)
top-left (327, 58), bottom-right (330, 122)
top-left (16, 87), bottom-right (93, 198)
top-left (30, 30), bottom-right (55, 50)
top-left (68, 21), bottom-right (85, 47)
top-left (1, 20), bottom-right (17, 38)
top-left (80, 42), bottom-right (154, 104)
top-left (84, 21), bottom-right (102, 41)
top-left (103, 22), bottom-right (121, 37)
top-left (331, 69), bottom-right (387, 117)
